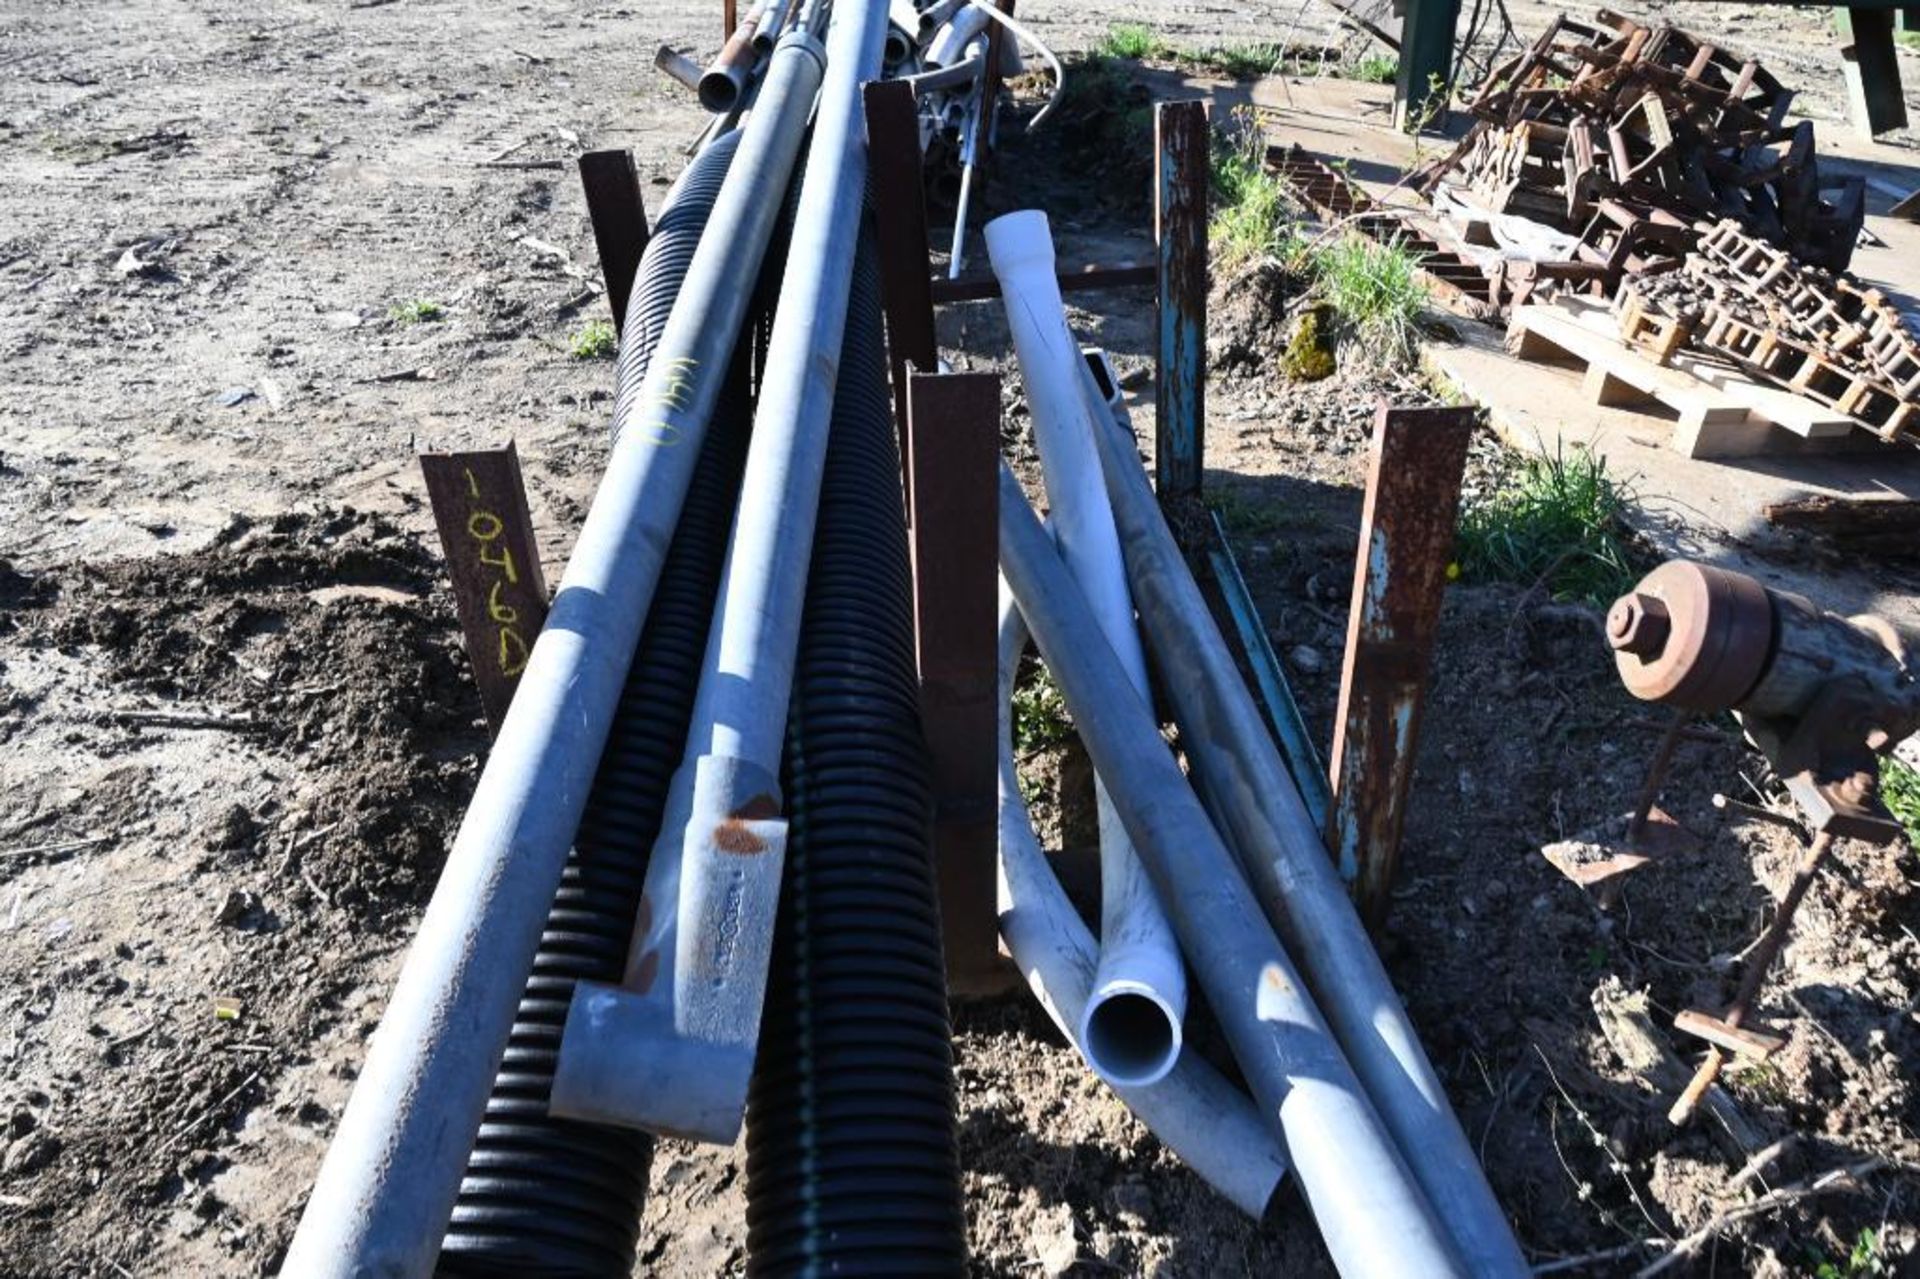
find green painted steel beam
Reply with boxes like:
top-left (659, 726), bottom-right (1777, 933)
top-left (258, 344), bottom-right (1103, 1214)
top-left (1394, 0), bottom-right (1460, 132)
top-left (1839, 5), bottom-right (1910, 137)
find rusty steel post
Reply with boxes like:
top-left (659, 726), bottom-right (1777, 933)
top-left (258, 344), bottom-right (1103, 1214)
top-left (907, 370), bottom-right (1007, 994)
top-left (418, 444), bottom-right (550, 734)
top-left (1327, 403), bottom-right (1478, 926)
top-left (576, 149), bottom-right (651, 336)
top-left (862, 78), bottom-right (939, 489)
top-left (1154, 100), bottom-right (1208, 500)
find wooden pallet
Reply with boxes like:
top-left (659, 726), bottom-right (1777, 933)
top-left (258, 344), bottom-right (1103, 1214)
top-left (1506, 298), bottom-right (1863, 457)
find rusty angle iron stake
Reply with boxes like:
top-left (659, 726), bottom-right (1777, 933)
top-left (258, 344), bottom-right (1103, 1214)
top-left (906, 370), bottom-right (1006, 993)
top-left (1326, 403), bottom-right (1478, 924)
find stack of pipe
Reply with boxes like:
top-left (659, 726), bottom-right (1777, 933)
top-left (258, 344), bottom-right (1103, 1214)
top-left (284, 2), bottom-right (964, 1274)
top-left (990, 209), bottom-right (1530, 1276)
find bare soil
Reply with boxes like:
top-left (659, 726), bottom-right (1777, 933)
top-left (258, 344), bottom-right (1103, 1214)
top-left (3, 2), bottom-right (1919, 1277)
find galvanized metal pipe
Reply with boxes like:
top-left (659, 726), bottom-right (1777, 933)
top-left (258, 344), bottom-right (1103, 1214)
top-left (281, 25), bottom-right (829, 1278)
top-left (998, 461), bottom-right (1462, 1278)
top-left (998, 583), bottom-right (1290, 1220)
top-left (988, 210), bottom-right (1185, 1090)
top-left (701, 0), bottom-right (774, 113)
top-left (656, 44), bottom-right (704, 93)
top-left (548, 0), bottom-right (891, 1146)
top-left (1083, 375), bottom-right (1531, 1278)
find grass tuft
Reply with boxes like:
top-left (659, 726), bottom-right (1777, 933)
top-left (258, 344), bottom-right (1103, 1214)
top-left (1454, 443), bottom-right (1643, 605)
top-left (1343, 53), bottom-right (1399, 83)
top-left (1185, 42), bottom-right (1286, 78)
top-left (1310, 232), bottom-right (1427, 366)
top-left (1096, 23), bottom-right (1374, 82)
top-left (1096, 22), bottom-right (1165, 60)
top-left (569, 319), bottom-right (616, 360)
top-left (1209, 117), bottom-right (1307, 276)
top-left (389, 298), bottom-right (444, 326)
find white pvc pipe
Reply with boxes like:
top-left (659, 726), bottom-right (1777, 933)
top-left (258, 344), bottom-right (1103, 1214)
top-left (987, 208), bottom-right (1185, 1089)
top-left (999, 582), bottom-right (1289, 1221)
top-left (925, 1), bottom-right (989, 67)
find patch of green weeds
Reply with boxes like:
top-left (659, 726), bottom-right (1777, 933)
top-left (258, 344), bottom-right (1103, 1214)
top-left (1881, 755), bottom-right (1920, 843)
top-left (1096, 23), bottom-right (1166, 60)
top-left (1209, 115), bottom-right (1308, 276)
top-left (389, 298), bottom-right (445, 326)
top-left (1310, 232), bottom-right (1428, 366)
top-left (569, 319), bottom-right (616, 360)
top-left (1012, 665), bottom-right (1074, 756)
top-left (1454, 442), bottom-right (1644, 605)
top-left (1343, 53), bottom-right (1399, 83)
top-left (1037, 52), bottom-right (1153, 207)
top-left (1096, 22), bottom-right (1383, 82)
top-left (1812, 1227), bottom-right (1890, 1278)
top-left (1185, 42), bottom-right (1287, 79)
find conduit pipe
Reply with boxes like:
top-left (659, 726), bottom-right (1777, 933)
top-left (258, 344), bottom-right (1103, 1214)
top-left (998, 585), bottom-right (1290, 1220)
top-left (437, 128), bottom-right (754, 1277)
top-left (548, 0), bottom-right (891, 1146)
top-left (899, 54), bottom-right (982, 95)
top-left (751, 0), bottom-right (800, 55)
top-left (1082, 371), bottom-right (1531, 1278)
top-left (925, 1), bottom-right (990, 67)
top-left (281, 21), bottom-right (828, 1277)
top-left (742, 229), bottom-right (968, 1272)
top-left (700, 0), bottom-right (773, 113)
top-left (997, 462), bottom-right (1462, 1278)
top-left (987, 210), bottom-right (1186, 1090)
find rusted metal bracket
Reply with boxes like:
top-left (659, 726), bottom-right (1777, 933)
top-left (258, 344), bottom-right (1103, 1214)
top-left (906, 370), bottom-right (1008, 994)
top-left (1326, 403), bottom-right (1477, 925)
top-left (419, 443), bottom-right (550, 734)
top-left (577, 149), bottom-right (651, 335)
top-left (1155, 99), bottom-right (1208, 500)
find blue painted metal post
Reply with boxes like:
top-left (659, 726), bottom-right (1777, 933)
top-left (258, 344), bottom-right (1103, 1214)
top-left (1154, 100), bottom-right (1207, 500)
top-left (1327, 403), bottom-right (1477, 923)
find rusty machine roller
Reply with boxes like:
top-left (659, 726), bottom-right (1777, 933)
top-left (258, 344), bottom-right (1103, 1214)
top-left (1607, 559), bottom-right (1920, 839)
top-left (1602, 558), bottom-right (1920, 1123)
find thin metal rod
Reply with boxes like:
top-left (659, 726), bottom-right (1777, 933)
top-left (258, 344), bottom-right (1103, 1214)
top-left (1630, 706), bottom-right (1691, 839)
top-left (1671, 830), bottom-right (1836, 1123)
top-left (548, 0), bottom-right (892, 1144)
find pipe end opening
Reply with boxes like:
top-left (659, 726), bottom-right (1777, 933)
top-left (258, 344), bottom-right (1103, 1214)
top-left (1081, 989), bottom-right (1181, 1088)
top-left (697, 73), bottom-right (741, 115)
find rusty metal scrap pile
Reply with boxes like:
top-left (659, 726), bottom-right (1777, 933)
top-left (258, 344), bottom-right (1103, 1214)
top-left (1424, 9), bottom-right (1864, 277)
top-left (1403, 8), bottom-right (1920, 442)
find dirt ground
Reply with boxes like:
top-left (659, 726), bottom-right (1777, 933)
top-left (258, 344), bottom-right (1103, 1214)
top-left (3, 1), bottom-right (1920, 1276)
